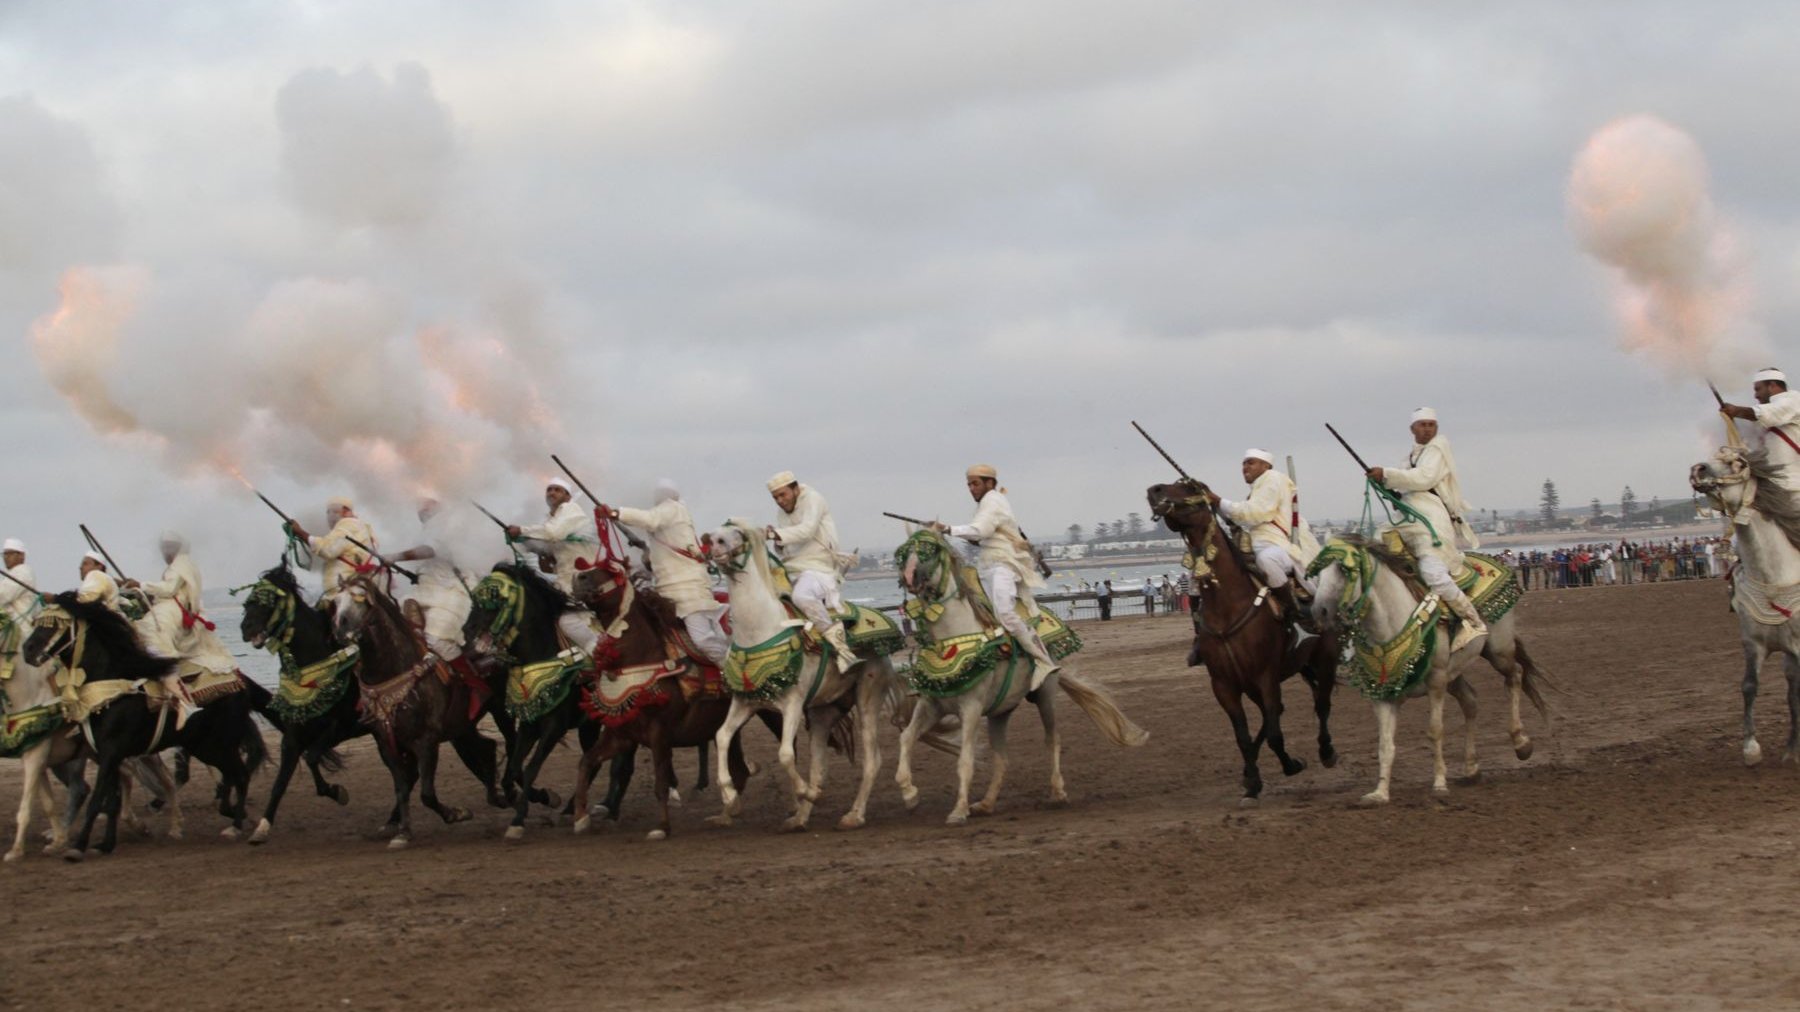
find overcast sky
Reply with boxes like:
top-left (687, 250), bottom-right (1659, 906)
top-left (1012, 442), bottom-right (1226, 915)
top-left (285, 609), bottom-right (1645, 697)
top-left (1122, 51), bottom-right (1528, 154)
top-left (2, 1), bottom-right (1794, 589)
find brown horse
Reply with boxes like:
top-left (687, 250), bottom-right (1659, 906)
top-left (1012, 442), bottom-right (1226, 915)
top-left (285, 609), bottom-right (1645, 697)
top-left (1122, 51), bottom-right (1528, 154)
top-left (1147, 480), bottom-right (1339, 803)
top-left (564, 563), bottom-right (757, 841)
top-left (332, 577), bottom-right (506, 849)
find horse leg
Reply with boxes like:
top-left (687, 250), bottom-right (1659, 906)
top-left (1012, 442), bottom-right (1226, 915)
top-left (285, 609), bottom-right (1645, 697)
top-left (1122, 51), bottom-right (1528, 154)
top-left (417, 742), bottom-right (471, 829)
top-left (775, 692), bottom-right (812, 833)
top-left (1359, 700), bottom-right (1400, 806)
top-left (1743, 640), bottom-right (1765, 766)
top-left (839, 676), bottom-right (884, 830)
top-left (505, 723), bottom-right (562, 841)
top-left (448, 728), bottom-right (509, 809)
top-left (1040, 680), bottom-right (1067, 805)
top-left (1428, 667), bottom-right (1450, 795)
top-left (945, 696), bottom-right (982, 826)
top-left (970, 712), bottom-right (1010, 817)
top-left (389, 749), bottom-right (419, 849)
top-left (1302, 654), bottom-right (1338, 768)
top-left (1483, 638), bottom-right (1533, 761)
top-left (692, 738), bottom-right (711, 794)
top-left (1448, 675), bottom-right (1481, 782)
top-left (648, 727), bottom-right (676, 841)
top-left (139, 754), bottom-right (184, 841)
top-left (6, 740), bottom-right (48, 862)
top-left (708, 700), bottom-right (759, 827)
top-left (894, 696), bottom-right (933, 812)
top-left (1211, 676), bottom-right (1263, 803)
top-left (601, 740), bottom-right (637, 822)
top-left (567, 719), bottom-right (598, 815)
top-left (572, 729), bottom-right (623, 834)
top-left (1784, 652), bottom-right (1800, 766)
top-left (1257, 676), bottom-right (1306, 778)
top-left (49, 759), bottom-right (87, 854)
top-left (250, 727), bottom-right (305, 845)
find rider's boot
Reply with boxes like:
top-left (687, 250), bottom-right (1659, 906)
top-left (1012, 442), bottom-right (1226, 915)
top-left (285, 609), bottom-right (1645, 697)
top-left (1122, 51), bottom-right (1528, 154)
top-left (1019, 631), bottom-right (1061, 695)
top-left (819, 621), bottom-right (860, 674)
top-left (1443, 589), bottom-right (1488, 653)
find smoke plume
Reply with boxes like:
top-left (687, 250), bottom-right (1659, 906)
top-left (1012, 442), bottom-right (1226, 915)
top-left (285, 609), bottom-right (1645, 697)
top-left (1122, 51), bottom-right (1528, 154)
top-left (1566, 114), bottom-right (1763, 379)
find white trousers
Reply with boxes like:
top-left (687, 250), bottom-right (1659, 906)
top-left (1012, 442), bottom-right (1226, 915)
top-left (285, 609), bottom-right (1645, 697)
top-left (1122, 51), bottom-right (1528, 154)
top-left (789, 569), bottom-right (843, 629)
top-left (1250, 543), bottom-right (1312, 592)
top-left (683, 607), bottom-right (731, 667)
top-left (558, 610), bottom-right (602, 659)
top-left (977, 565), bottom-right (1039, 647)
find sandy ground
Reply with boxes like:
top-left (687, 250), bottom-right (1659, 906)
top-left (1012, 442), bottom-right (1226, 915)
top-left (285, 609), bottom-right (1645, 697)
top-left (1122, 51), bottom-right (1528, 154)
top-left (3, 578), bottom-right (1798, 1011)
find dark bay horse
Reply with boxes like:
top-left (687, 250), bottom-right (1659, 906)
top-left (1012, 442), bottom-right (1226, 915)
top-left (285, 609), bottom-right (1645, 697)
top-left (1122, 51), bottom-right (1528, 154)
top-left (565, 563), bottom-right (755, 841)
top-left (332, 578), bottom-right (507, 849)
top-left (1148, 480), bottom-right (1338, 803)
top-left (23, 594), bottom-right (267, 860)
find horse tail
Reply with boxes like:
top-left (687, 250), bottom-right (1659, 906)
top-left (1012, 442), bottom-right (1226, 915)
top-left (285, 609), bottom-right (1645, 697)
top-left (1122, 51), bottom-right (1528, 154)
top-left (239, 676), bottom-right (279, 726)
top-left (1512, 637), bottom-right (1556, 722)
top-left (1056, 671), bottom-right (1149, 747)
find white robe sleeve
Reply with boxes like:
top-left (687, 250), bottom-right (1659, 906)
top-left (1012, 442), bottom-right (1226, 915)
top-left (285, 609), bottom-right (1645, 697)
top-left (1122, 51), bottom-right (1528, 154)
top-left (1754, 393), bottom-right (1800, 428)
top-left (614, 501), bottom-right (670, 534)
top-left (521, 503), bottom-right (591, 543)
top-left (0, 569), bottom-right (26, 611)
top-left (771, 493), bottom-right (825, 545)
top-left (948, 496), bottom-right (1001, 541)
top-left (1219, 475), bottom-right (1283, 526)
top-left (1382, 444), bottom-right (1448, 494)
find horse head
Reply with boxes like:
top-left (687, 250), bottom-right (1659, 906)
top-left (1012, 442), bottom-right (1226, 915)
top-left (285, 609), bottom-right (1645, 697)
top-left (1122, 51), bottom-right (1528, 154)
top-left (240, 563), bottom-right (301, 650)
top-left (1691, 444), bottom-right (1755, 516)
top-left (23, 595), bottom-right (76, 667)
top-left (1306, 538), bottom-right (1376, 633)
top-left (893, 528), bottom-right (952, 601)
top-left (705, 521), bottom-right (764, 581)
top-left (1146, 479), bottom-right (1215, 534)
top-left (464, 564), bottom-right (573, 662)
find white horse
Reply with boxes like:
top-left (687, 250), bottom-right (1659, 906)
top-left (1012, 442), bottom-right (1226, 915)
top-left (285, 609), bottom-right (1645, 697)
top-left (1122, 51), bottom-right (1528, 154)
top-left (705, 522), bottom-right (899, 832)
top-left (1310, 538), bottom-right (1551, 805)
top-left (3, 630), bottom-right (182, 861)
top-left (892, 530), bottom-right (1147, 824)
top-left (1691, 445), bottom-right (1800, 766)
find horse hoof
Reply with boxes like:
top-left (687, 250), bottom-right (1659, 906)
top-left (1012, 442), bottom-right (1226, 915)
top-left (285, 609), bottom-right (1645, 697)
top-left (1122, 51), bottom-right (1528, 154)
top-left (746, 761), bottom-right (762, 777)
top-left (802, 787), bottom-right (821, 803)
top-left (1745, 740), bottom-right (1764, 767)
top-left (387, 835), bottom-right (410, 851)
top-left (778, 817), bottom-right (808, 834)
top-left (332, 785), bottom-right (350, 806)
top-left (1282, 758), bottom-right (1308, 777)
top-left (945, 812), bottom-right (969, 827)
top-left (248, 820), bottom-right (271, 846)
top-left (1045, 792), bottom-right (1069, 808)
top-left (646, 829), bottom-right (668, 841)
top-left (539, 789), bottom-right (562, 810)
top-left (837, 813), bottom-right (866, 831)
top-left (572, 816), bottom-right (592, 835)
top-left (969, 801), bottom-right (994, 817)
top-left (1514, 739), bottom-right (1535, 762)
top-left (1432, 783), bottom-right (1451, 796)
top-left (219, 826), bottom-right (241, 841)
top-left (2, 849), bottom-right (20, 863)
top-left (1320, 748), bottom-right (1339, 769)
top-left (704, 814), bottom-right (734, 829)
top-left (63, 848), bottom-right (84, 863)
top-left (1356, 792), bottom-right (1390, 808)
top-left (900, 786), bottom-right (920, 812)
top-left (503, 825), bottom-right (525, 842)
top-left (445, 807), bottom-right (472, 825)
top-left (1459, 770), bottom-right (1483, 785)
top-left (377, 823), bottom-right (399, 839)
top-left (166, 828), bottom-right (183, 842)
top-left (667, 789), bottom-right (682, 808)
top-left (1239, 796), bottom-right (1260, 809)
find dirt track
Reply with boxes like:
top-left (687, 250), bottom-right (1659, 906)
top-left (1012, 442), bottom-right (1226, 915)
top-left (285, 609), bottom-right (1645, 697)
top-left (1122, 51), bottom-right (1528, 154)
top-left (4, 578), bottom-right (1799, 1011)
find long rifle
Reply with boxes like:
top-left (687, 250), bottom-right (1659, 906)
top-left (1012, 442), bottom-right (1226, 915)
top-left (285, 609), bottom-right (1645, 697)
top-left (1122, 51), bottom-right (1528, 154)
top-left (882, 511), bottom-right (933, 526)
top-left (1711, 382), bottom-right (1747, 447)
top-left (471, 500), bottom-right (510, 533)
top-left (549, 453), bottom-right (651, 558)
top-left (79, 524), bottom-right (131, 584)
top-left (1130, 421), bottom-right (1195, 482)
top-left (1324, 423), bottom-right (1375, 475)
top-left (345, 534), bottom-right (419, 584)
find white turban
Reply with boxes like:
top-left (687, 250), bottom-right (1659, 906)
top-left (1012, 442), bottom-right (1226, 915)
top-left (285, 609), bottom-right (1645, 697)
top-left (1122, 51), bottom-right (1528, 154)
top-left (326, 496), bottom-right (353, 512)
top-left (654, 478), bottom-right (680, 502)
top-left (82, 551), bottom-right (106, 567)
top-left (1411, 407), bottom-right (1438, 423)
top-left (766, 471), bottom-right (797, 493)
top-left (547, 478), bottom-right (574, 495)
top-left (159, 529), bottom-right (186, 547)
top-left (2, 538), bottom-right (24, 554)
top-left (1755, 368), bottom-right (1787, 384)
top-left (1243, 448), bottom-right (1274, 465)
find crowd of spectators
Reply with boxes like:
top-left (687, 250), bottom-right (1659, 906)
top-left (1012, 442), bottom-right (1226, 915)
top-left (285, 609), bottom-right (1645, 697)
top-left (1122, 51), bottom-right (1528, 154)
top-left (1500, 537), bottom-right (1727, 590)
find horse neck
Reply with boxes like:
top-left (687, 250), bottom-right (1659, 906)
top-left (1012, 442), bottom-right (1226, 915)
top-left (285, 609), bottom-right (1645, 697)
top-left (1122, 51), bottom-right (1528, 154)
top-left (287, 602), bottom-right (340, 664)
top-left (1175, 511), bottom-right (1256, 604)
top-left (1732, 511), bottom-right (1800, 584)
top-left (76, 627), bottom-right (163, 683)
top-left (353, 604), bottom-right (424, 682)
top-left (724, 560), bottom-right (789, 645)
top-left (513, 594), bottom-right (567, 664)
top-left (1358, 560), bottom-right (1423, 640)
top-left (919, 569), bottom-right (987, 639)
top-left (3, 646), bottom-right (58, 710)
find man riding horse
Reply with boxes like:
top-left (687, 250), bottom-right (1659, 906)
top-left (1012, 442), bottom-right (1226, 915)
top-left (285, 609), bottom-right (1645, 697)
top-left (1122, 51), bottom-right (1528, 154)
top-left (930, 464), bottom-right (1059, 694)
top-left (600, 478), bottom-right (729, 668)
top-left (1201, 449), bottom-right (1319, 626)
top-left (1719, 366), bottom-right (1800, 490)
top-left (284, 496), bottom-right (377, 612)
top-left (1365, 407), bottom-right (1488, 653)
top-left (391, 498), bottom-right (474, 660)
top-left (765, 470), bottom-right (857, 672)
top-left (506, 478), bottom-right (603, 659)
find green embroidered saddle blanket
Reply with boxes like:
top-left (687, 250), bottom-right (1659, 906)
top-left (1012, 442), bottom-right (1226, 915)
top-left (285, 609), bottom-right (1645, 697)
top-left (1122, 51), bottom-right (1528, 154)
top-left (1375, 548), bottom-right (1521, 626)
top-left (506, 647), bottom-right (591, 722)
top-left (0, 702), bottom-right (67, 759)
top-left (271, 645), bottom-right (360, 724)
top-left (904, 609), bottom-right (1082, 699)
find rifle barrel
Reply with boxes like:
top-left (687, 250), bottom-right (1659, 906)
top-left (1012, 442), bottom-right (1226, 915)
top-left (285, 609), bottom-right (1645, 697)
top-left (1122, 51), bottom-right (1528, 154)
top-left (1324, 423), bottom-right (1375, 475)
top-left (470, 500), bottom-right (509, 531)
top-left (549, 454), bottom-right (650, 556)
top-left (345, 535), bottom-right (419, 584)
top-left (882, 511), bottom-right (932, 526)
top-left (1130, 421), bottom-right (1194, 482)
top-left (79, 524), bottom-right (130, 584)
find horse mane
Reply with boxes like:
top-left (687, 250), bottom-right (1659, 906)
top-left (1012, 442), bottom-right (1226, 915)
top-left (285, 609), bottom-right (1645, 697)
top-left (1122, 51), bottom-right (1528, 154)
top-left (724, 519), bottom-right (779, 589)
top-left (51, 592), bottom-right (178, 680)
top-left (348, 580), bottom-right (429, 665)
top-left (258, 562), bottom-right (301, 595)
top-left (1333, 532), bottom-right (1412, 573)
top-left (1748, 454), bottom-right (1800, 553)
top-left (490, 562), bottom-right (575, 615)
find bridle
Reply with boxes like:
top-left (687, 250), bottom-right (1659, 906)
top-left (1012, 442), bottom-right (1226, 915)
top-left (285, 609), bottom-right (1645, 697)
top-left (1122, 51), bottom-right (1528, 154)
top-left (1148, 480), bottom-right (1278, 672)
top-left (1693, 450), bottom-right (1754, 521)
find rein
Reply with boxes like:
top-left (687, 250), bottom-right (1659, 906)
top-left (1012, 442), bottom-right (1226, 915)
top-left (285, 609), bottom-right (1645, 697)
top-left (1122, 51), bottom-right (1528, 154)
top-left (1153, 485), bottom-right (1278, 675)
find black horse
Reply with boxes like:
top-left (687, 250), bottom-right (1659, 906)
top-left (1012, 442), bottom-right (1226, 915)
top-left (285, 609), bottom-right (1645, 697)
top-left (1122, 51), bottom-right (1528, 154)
top-left (23, 593), bottom-right (267, 860)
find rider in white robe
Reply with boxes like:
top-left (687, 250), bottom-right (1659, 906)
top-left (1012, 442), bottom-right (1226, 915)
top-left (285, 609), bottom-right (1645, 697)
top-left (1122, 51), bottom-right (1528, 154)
top-left (1368, 407), bottom-right (1488, 652)
top-left (76, 552), bottom-right (122, 613)
top-left (124, 531), bottom-right (237, 674)
top-left (1211, 448), bottom-right (1321, 619)
top-left (1721, 367), bottom-right (1800, 491)
top-left (393, 500), bottom-right (474, 659)
top-left (508, 479), bottom-right (601, 658)
top-left (605, 479), bottom-right (729, 667)
top-left (766, 471), bottom-right (857, 672)
top-left (287, 497), bottom-right (377, 610)
top-left (0, 539), bottom-right (37, 679)
top-left (937, 464), bottom-right (1060, 692)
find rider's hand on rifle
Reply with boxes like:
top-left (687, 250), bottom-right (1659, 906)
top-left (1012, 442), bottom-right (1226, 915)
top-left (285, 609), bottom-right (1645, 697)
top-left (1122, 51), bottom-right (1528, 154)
top-left (764, 525), bottom-right (780, 542)
top-left (928, 521), bottom-right (950, 534)
top-left (505, 524), bottom-right (523, 541)
top-left (286, 521), bottom-right (310, 541)
top-left (1722, 403), bottom-right (1758, 420)
top-left (121, 578), bottom-right (141, 590)
top-left (1366, 467), bottom-right (1386, 484)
